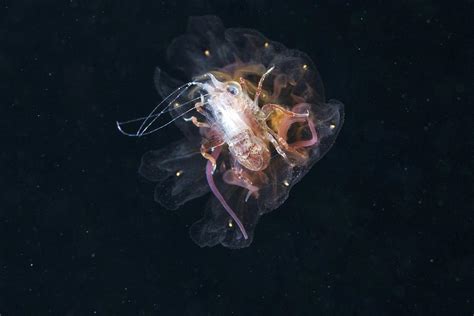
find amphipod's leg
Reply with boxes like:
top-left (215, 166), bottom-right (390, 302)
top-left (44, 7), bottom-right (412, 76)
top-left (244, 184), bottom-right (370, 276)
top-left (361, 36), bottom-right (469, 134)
top-left (223, 168), bottom-right (260, 202)
top-left (184, 116), bottom-right (209, 128)
top-left (262, 103), bottom-right (318, 161)
top-left (265, 131), bottom-right (290, 162)
top-left (233, 64), bottom-right (267, 94)
top-left (253, 66), bottom-right (275, 107)
top-left (183, 101), bottom-right (210, 128)
top-left (290, 115), bottom-right (318, 149)
top-left (262, 103), bottom-right (311, 139)
top-left (239, 77), bottom-right (249, 94)
top-left (200, 136), bottom-right (225, 173)
top-left (262, 103), bottom-right (309, 120)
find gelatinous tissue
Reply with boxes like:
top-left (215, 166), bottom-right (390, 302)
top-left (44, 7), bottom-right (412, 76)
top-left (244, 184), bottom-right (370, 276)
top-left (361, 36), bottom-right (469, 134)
top-left (117, 16), bottom-right (344, 248)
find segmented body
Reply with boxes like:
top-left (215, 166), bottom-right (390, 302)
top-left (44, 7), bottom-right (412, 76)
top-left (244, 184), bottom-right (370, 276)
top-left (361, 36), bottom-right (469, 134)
top-left (200, 74), bottom-right (272, 172)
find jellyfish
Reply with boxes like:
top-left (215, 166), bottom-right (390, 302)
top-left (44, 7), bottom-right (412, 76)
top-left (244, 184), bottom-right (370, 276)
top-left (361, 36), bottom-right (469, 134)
top-left (117, 15), bottom-right (344, 248)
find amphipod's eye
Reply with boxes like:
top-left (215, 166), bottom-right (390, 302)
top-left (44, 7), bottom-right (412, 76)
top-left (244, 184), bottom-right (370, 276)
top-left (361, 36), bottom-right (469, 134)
top-left (226, 82), bottom-right (241, 96)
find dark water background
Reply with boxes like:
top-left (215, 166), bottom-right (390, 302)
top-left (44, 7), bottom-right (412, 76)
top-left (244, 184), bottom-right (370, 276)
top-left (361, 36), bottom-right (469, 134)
top-left (2, 0), bottom-right (472, 315)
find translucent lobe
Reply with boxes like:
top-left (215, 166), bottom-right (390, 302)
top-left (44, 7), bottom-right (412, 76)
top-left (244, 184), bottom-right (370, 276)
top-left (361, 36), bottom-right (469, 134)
top-left (139, 140), bottom-right (208, 210)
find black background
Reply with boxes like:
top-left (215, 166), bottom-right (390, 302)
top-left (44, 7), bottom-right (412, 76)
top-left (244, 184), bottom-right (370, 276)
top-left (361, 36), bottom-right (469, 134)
top-left (2, 0), bottom-right (472, 315)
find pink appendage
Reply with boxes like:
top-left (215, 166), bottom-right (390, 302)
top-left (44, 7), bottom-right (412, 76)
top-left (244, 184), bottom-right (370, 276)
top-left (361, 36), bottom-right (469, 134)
top-left (291, 117), bottom-right (318, 148)
top-left (205, 146), bottom-right (249, 240)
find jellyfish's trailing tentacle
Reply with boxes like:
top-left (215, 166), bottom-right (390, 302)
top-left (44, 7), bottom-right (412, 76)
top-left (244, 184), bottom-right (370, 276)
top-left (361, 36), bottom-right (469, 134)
top-left (205, 146), bottom-right (249, 240)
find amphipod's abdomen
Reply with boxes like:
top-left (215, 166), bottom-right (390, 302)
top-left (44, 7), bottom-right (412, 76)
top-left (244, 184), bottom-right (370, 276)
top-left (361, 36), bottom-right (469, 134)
top-left (207, 80), bottom-right (270, 172)
top-left (228, 130), bottom-right (270, 171)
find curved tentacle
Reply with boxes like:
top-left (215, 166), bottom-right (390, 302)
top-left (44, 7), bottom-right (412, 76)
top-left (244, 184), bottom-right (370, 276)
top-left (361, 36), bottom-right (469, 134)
top-left (205, 146), bottom-right (249, 240)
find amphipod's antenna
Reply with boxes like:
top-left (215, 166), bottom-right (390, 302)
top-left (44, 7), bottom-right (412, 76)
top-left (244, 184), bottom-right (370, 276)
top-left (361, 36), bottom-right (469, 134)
top-left (116, 81), bottom-right (205, 137)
